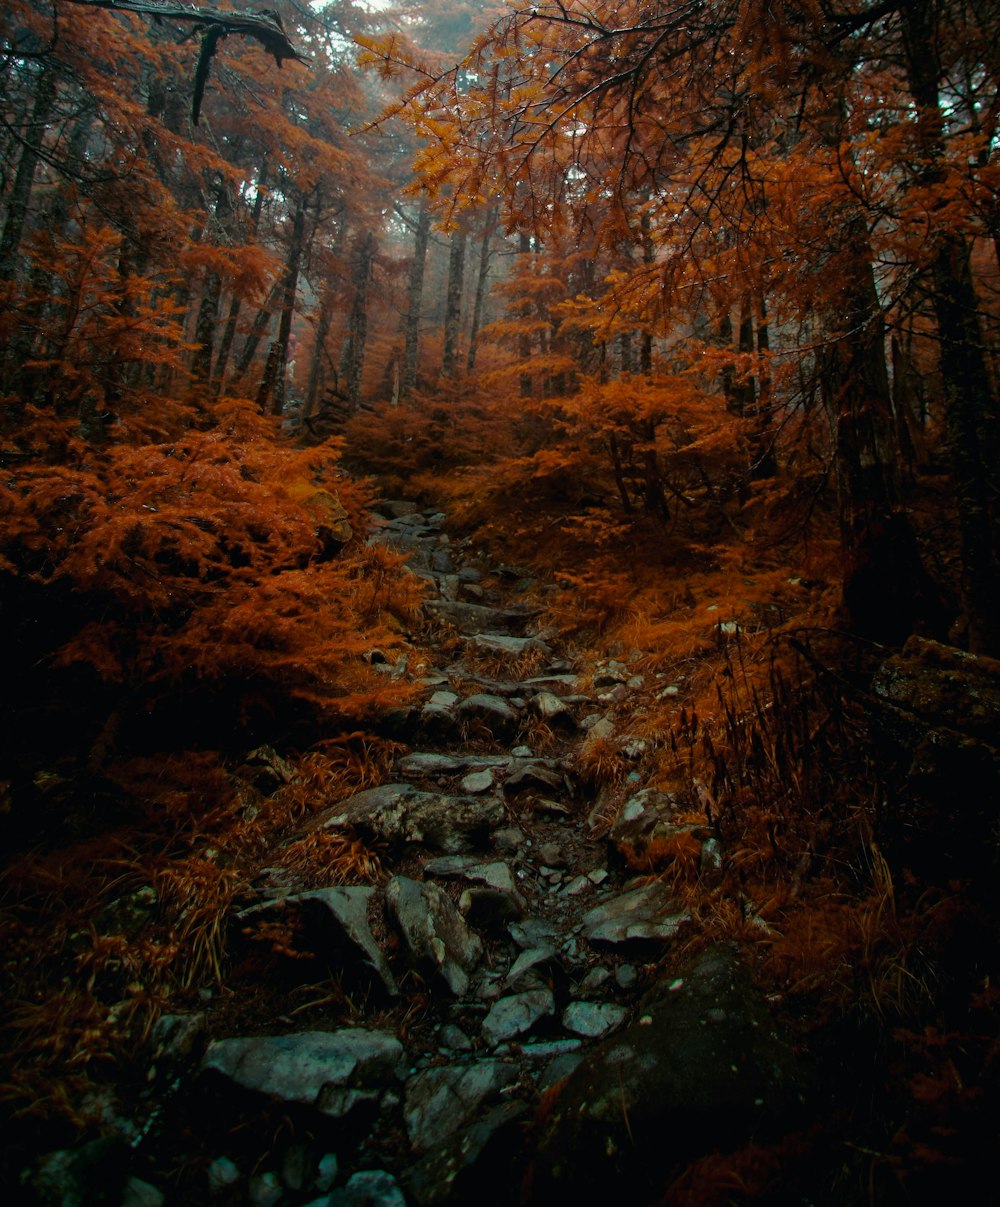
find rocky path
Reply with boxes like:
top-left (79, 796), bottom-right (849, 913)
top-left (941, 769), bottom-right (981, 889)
top-left (64, 501), bottom-right (808, 1207)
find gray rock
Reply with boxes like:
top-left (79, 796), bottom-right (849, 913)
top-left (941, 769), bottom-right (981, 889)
top-left (385, 875), bottom-right (483, 995)
top-left (456, 693), bottom-right (520, 740)
top-left (316, 784), bottom-right (504, 854)
top-left (504, 761), bottom-right (566, 795)
top-left (609, 788), bottom-right (686, 851)
top-left (122, 1177), bottom-right (166, 1207)
top-left (578, 967), bottom-right (611, 994)
top-left (315, 1154), bottom-right (339, 1193)
top-left (505, 944), bottom-right (559, 987)
top-left (406, 1102), bottom-right (529, 1206)
top-left (615, 964), bottom-right (638, 990)
top-left (466, 633), bottom-right (551, 659)
top-left (428, 690), bottom-right (459, 708)
top-left (397, 752), bottom-right (508, 777)
top-left (481, 988), bottom-right (554, 1045)
top-left (201, 1030), bottom-right (403, 1118)
top-left (529, 691), bottom-right (576, 729)
top-left (561, 1001), bottom-right (628, 1038)
top-left (248, 1172), bottom-right (283, 1207)
top-left (431, 549), bottom-right (456, 574)
top-left (439, 1024), bottom-right (473, 1052)
top-left (238, 887), bottom-right (397, 996)
top-left (580, 881), bottom-right (689, 945)
top-left (528, 945), bottom-right (811, 1198)
top-left (461, 769), bottom-right (494, 793)
top-left (207, 1157), bottom-right (241, 1192)
top-left (581, 716), bottom-right (615, 744)
top-left (325, 1169), bottom-right (406, 1206)
top-left (509, 918), bottom-right (558, 949)
top-left (404, 1061), bottom-right (520, 1151)
top-left (424, 600), bottom-right (538, 636)
top-left (377, 499), bottom-right (420, 518)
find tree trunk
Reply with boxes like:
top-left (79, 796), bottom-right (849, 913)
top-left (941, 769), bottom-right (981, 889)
top-left (257, 189), bottom-right (308, 415)
top-left (401, 198), bottom-right (430, 397)
top-left (902, 0), bottom-right (1000, 653)
top-left (213, 156), bottom-right (269, 396)
top-left (466, 204), bottom-right (496, 373)
top-left (340, 231), bottom-right (375, 411)
top-left (442, 223), bottom-right (467, 378)
top-left (0, 66), bottom-right (57, 283)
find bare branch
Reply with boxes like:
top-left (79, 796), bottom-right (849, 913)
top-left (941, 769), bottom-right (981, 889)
top-left (61, 0), bottom-right (307, 124)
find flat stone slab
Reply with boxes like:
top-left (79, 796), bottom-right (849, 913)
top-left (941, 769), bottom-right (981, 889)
top-left (580, 881), bottom-right (690, 945)
top-left (423, 600), bottom-right (539, 636)
top-left (201, 1030), bottom-right (403, 1118)
top-left (456, 694), bottom-right (520, 739)
top-left (466, 633), bottom-right (552, 659)
top-left (482, 988), bottom-right (555, 1046)
top-left (404, 1061), bottom-right (520, 1152)
top-left (396, 753), bottom-right (509, 777)
top-left (314, 784), bottom-right (504, 854)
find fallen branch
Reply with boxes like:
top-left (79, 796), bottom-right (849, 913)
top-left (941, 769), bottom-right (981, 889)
top-left (62, 1), bottom-right (308, 124)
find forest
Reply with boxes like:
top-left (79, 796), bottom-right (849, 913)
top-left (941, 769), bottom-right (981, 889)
top-left (1, 0), bottom-right (999, 1203)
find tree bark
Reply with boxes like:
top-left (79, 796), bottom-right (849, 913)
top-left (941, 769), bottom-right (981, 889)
top-left (401, 198), bottom-right (430, 397)
top-left (340, 231), bottom-right (375, 411)
top-left (0, 66), bottom-right (57, 283)
top-left (466, 204), bottom-right (496, 373)
top-left (442, 223), bottom-right (467, 378)
top-left (257, 188), bottom-right (308, 415)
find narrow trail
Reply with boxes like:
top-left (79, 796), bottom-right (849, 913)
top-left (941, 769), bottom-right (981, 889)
top-left (119, 500), bottom-right (806, 1207)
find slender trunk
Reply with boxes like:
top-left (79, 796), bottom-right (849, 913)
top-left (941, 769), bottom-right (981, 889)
top-left (466, 204), bottom-right (496, 373)
top-left (518, 232), bottom-right (533, 398)
top-left (213, 157), bottom-right (269, 396)
top-left (401, 199), bottom-right (430, 397)
top-left (0, 66), bottom-right (57, 283)
top-left (257, 190), bottom-right (308, 415)
top-left (903, 0), bottom-right (1000, 652)
top-left (442, 224), bottom-right (467, 378)
top-left (341, 232), bottom-right (375, 410)
top-left (303, 285), bottom-right (338, 423)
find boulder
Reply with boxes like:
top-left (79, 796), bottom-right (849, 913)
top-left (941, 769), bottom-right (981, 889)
top-left (314, 784), bottom-right (504, 854)
top-left (579, 880), bottom-right (689, 945)
top-left (466, 634), bottom-right (551, 659)
top-left (456, 694), bottom-right (521, 741)
top-left (526, 945), bottom-right (810, 1199)
top-left (385, 876), bottom-right (483, 996)
top-left (481, 989), bottom-right (555, 1046)
top-left (423, 600), bottom-right (539, 636)
top-left (201, 1030), bottom-right (403, 1120)
top-left (237, 887), bottom-right (397, 996)
top-left (404, 1061), bottom-right (520, 1152)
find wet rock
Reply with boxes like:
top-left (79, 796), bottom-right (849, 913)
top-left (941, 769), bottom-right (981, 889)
top-left (238, 887), bottom-right (397, 996)
top-left (315, 784), bottom-right (504, 854)
top-left (527, 945), bottom-right (810, 1199)
top-left (385, 876), bottom-right (483, 996)
top-left (404, 1061), bottom-right (520, 1152)
top-left (201, 1030), bottom-right (403, 1119)
top-left (561, 1001), bottom-right (627, 1038)
top-left (482, 988), bottom-right (555, 1045)
top-left (580, 880), bottom-right (689, 945)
